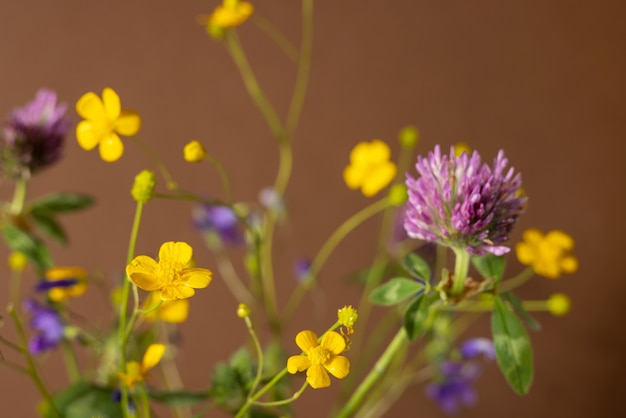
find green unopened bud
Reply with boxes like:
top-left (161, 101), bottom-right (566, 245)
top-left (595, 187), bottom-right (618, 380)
top-left (388, 184), bottom-right (408, 206)
top-left (237, 303), bottom-right (251, 318)
top-left (399, 126), bottom-right (419, 149)
top-left (547, 293), bottom-right (571, 316)
top-left (131, 170), bottom-right (156, 203)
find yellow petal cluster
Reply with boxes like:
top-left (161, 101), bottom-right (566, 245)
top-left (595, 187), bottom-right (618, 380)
top-left (343, 140), bottom-right (396, 197)
top-left (207, 0), bottom-right (253, 33)
top-left (287, 330), bottom-right (350, 389)
top-left (75, 87), bottom-right (141, 162)
top-left (515, 229), bottom-right (578, 279)
top-left (126, 242), bottom-right (213, 300)
top-left (45, 267), bottom-right (88, 302)
top-left (118, 343), bottom-right (166, 390)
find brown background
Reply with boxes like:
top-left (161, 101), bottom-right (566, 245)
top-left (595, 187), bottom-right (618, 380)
top-left (0, 1), bottom-right (624, 417)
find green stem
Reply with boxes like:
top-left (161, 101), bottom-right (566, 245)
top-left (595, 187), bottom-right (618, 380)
top-left (10, 178), bottom-right (27, 215)
top-left (0, 357), bottom-right (29, 375)
top-left (252, 381), bottom-right (308, 407)
top-left (284, 198), bottom-right (391, 319)
top-left (243, 315), bottom-right (264, 398)
top-left (204, 153), bottom-right (233, 203)
top-left (451, 246), bottom-right (470, 296)
top-left (132, 137), bottom-right (178, 190)
top-left (250, 15), bottom-right (299, 63)
top-left (337, 328), bottom-right (408, 418)
top-left (61, 341), bottom-right (80, 383)
top-left (498, 267), bottom-right (534, 292)
top-left (0, 335), bottom-right (24, 353)
top-left (214, 250), bottom-right (254, 304)
top-left (8, 305), bottom-right (60, 417)
top-left (235, 368), bottom-right (288, 418)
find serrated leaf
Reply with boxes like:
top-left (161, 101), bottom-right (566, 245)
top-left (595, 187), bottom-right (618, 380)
top-left (30, 212), bottom-right (68, 245)
top-left (30, 192), bottom-right (94, 215)
top-left (402, 253), bottom-right (431, 280)
top-left (502, 292), bottom-right (541, 331)
top-left (148, 389), bottom-right (209, 407)
top-left (369, 277), bottom-right (425, 306)
top-left (492, 297), bottom-right (534, 395)
top-left (472, 253), bottom-right (506, 282)
top-left (2, 224), bottom-right (52, 273)
top-left (403, 293), bottom-right (431, 340)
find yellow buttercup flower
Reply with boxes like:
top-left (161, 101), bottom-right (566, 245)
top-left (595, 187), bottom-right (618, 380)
top-left (343, 140), bottom-right (397, 197)
top-left (515, 229), bottom-right (578, 279)
top-left (287, 330), bottom-right (350, 389)
top-left (143, 291), bottom-right (189, 323)
top-left (45, 267), bottom-right (88, 302)
top-left (118, 343), bottom-right (165, 390)
top-left (75, 87), bottom-right (141, 162)
top-left (184, 140), bottom-right (206, 162)
top-left (126, 241), bottom-right (213, 300)
top-left (206, 0), bottom-right (253, 34)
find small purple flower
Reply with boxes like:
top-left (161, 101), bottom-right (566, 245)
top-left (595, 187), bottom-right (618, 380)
top-left (193, 204), bottom-right (242, 246)
top-left (426, 361), bottom-right (481, 415)
top-left (1, 89), bottom-right (71, 178)
top-left (23, 299), bottom-right (64, 354)
top-left (404, 145), bottom-right (525, 255)
top-left (459, 338), bottom-right (495, 360)
top-left (35, 279), bottom-right (79, 292)
top-left (294, 258), bottom-right (312, 282)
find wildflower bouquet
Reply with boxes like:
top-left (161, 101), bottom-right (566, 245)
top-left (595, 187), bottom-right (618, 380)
top-left (0, 1), bottom-right (577, 417)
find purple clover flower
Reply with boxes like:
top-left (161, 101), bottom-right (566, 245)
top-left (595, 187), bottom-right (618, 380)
top-left (193, 204), bottom-right (242, 246)
top-left (404, 145), bottom-right (525, 255)
top-left (23, 299), bottom-right (64, 354)
top-left (426, 361), bottom-right (481, 415)
top-left (1, 89), bottom-right (71, 179)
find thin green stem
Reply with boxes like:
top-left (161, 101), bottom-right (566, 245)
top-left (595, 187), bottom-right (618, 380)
top-left (132, 137), bottom-right (178, 190)
top-left (498, 267), bottom-right (534, 292)
top-left (10, 269), bottom-right (22, 309)
top-left (451, 247), bottom-right (470, 296)
top-left (250, 15), bottom-right (299, 63)
top-left (337, 328), bottom-right (408, 418)
top-left (8, 305), bottom-right (59, 417)
top-left (214, 250), bottom-right (254, 304)
top-left (252, 381), bottom-right (308, 407)
top-left (244, 315), bottom-right (264, 398)
top-left (61, 341), bottom-right (80, 383)
top-left (0, 335), bottom-right (24, 353)
top-left (284, 198), bottom-right (392, 320)
top-left (138, 384), bottom-right (151, 418)
top-left (204, 153), bottom-right (233, 202)
top-left (0, 357), bottom-right (29, 375)
top-left (10, 178), bottom-right (27, 215)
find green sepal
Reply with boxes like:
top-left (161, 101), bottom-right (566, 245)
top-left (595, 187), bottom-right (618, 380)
top-left (2, 224), bottom-right (52, 273)
top-left (491, 296), bottom-right (534, 395)
top-left (402, 252), bottom-right (431, 281)
top-left (30, 212), bottom-right (68, 245)
top-left (471, 253), bottom-right (506, 282)
top-left (147, 389), bottom-right (209, 407)
top-left (40, 381), bottom-right (122, 418)
top-left (369, 277), bottom-right (425, 306)
top-left (29, 192), bottom-right (94, 215)
top-left (403, 292), bottom-right (432, 340)
top-left (502, 291), bottom-right (541, 331)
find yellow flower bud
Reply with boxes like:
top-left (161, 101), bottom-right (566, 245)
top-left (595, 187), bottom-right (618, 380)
top-left (388, 184), bottom-right (408, 206)
top-left (337, 305), bottom-right (358, 329)
top-left (131, 170), bottom-right (156, 203)
top-left (8, 251), bottom-right (28, 272)
top-left (237, 303), bottom-right (250, 318)
top-left (547, 293), bottom-right (571, 316)
top-left (184, 140), bottom-right (207, 163)
top-left (453, 142), bottom-right (471, 157)
top-left (398, 126), bottom-right (419, 149)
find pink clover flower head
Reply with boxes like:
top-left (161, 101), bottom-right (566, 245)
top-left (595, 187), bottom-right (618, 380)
top-left (404, 145), bottom-right (525, 255)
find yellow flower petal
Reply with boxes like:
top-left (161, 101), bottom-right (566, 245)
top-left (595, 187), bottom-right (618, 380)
top-left (76, 121), bottom-right (102, 151)
top-left (368, 140), bottom-right (391, 163)
top-left (560, 255), bottom-right (579, 274)
top-left (515, 242), bottom-right (535, 265)
top-left (306, 364), bottom-right (330, 389)
top-left (181, 268), bottom-right (213, 288)
top-left (99, 132), bottom-right (124, 162)
top-left (295, 330), bottom-right (318, 353)
top-left (287, 355), bottom-right (311, 373)
top-left (159, 242), bottom-right (193, 265)
top-left (320, 331), bottom-right (346, 356)
top-left (161, 285), bottom-right (195, 300)
top-left (46, 267), bottom-right (87, 280)
top-left (157, 299), bottom-right (189, 323)
top-left (115, 110), bottom-right (141, 136)
top-left (76, 91), bottom-right (105, 121)
top-left (546, 230), bottom-right (574, 250)
top-left (349, 142), bottom-right (370, 164)
top-left (361, 162), bottom-right (396, 197)
top-left (522, 228), bottom-right (543, 245)
top-left (102, 87), bottom-right (121, 121)
top-left (141, 343), bottom-right (166, 372)
top-left (126, 256), bottom-right (162, 291)
top-left (324, 355), bottom-right (350, 379)
top-left (49, 288), bottom-right (68, 302)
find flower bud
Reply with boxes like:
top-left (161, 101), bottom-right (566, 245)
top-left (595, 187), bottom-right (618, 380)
top-left (8, 251), bottom-right (28, 271)
top-left (237, 303), bottom-right (250, 318)
top-left (547, 293), bottom-right (571, 316)
top-left (337, 305), bottom-right (358, 329)
top-left (388, 184), bottom-right (408, 206)
top-left (184, 140), bottom-right (206, 163)
top-left (131, 170), bottom-right (156, 203)
top-left (398, 126), bottom-right (419, 149)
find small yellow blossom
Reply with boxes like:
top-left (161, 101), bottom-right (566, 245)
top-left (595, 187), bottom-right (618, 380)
top-left (143, 291), bottom-right (189, 323)
top-left (337, 305), bottom-right (358, 330)
top-left (237, 303), bottom-right (250, 318)
top-left (287, 330), bottom-right (350, 389)
top-left (206, 0), bottom-right (254, 35)
top-left (547, 293), bottom-right (571, 316)
top-left (184, 140), bottom-right (207, 162)
top-left (45, 267), bottom-right (88, 302)
top-left (126, 241), bottom-right (213, 300)
top-left (515, 229), bottom-right (578, 279)
top-left (75, 87), bottom-right (141, 162)
top-left (131, 170), bottom-right (156, 204)
top-left (453, 142), bottom-right (471, 157)
top-left (343, 140), bottom-right (397, 197)
top-left (8, 251), bottom-right (28, 272)
top-left (118, 343), bottom-right (166, 390)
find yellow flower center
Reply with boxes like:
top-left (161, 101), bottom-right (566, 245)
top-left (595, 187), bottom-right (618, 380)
top-left (158, 260), bottom-right (184, 283)
top-left (309, 346), bottom-right (331, 365)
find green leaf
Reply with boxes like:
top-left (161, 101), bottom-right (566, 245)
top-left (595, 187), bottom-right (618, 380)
top-left (502, 292), bottom-right (541, 331)
top-left (41, 381), bottom-right (122, 418)
top-left (148, 390), bottom-right (209, 407)
top-left (369, 277), bottom-right (425, 306)
top-left (30, 212), bottom-right (68, 245)
top-left (472, 253), bottom-right (506, 282)
top-left (402, 253), bottom-right (431, 280)
top-left (2, 224), bottom-right (52, 273)
top-left (492, 297), bottom-right (534, 395)
top-left (30, 192), bottom-right (94, 215)
top-left (403, 293), bottom-right (432, 340)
